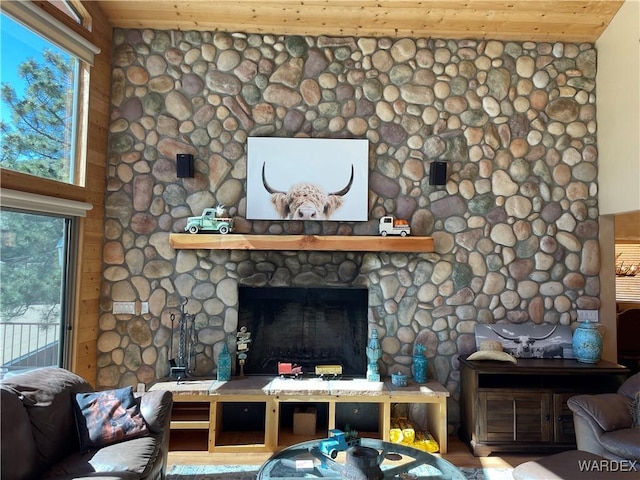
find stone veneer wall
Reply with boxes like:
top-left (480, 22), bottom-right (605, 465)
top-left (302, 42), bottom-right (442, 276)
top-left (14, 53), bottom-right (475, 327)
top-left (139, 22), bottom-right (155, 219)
top-left (102, 29), bottom-right (601, 430)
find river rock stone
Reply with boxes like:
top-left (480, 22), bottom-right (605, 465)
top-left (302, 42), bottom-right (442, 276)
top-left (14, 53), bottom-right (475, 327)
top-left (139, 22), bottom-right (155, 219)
top-left (101, 32), bottom-right (605, 438)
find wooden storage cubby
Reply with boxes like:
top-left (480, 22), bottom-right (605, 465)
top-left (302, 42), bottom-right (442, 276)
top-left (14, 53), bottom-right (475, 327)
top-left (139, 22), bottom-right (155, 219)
top-left (152, 377), bottom-right (450, 454)
top-left (168, 397), bottom-right (213, 451)
top-left (277, 401), bottom-right (330, 447)
top-left (212, 399), bottom-right (271, 452)
top-left (334, 400), bottom-right (383, 438)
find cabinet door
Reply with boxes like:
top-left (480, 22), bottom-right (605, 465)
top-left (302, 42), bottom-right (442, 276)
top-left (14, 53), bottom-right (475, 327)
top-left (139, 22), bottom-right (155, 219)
top-left (553, 393), bottom-right (577, 444)
top-left (478, 391), bottom-right (551, 443)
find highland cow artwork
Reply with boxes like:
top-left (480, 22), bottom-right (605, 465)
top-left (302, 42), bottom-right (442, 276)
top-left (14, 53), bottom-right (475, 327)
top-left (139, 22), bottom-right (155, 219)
top-left (246, 137), bottom-right (369, 221)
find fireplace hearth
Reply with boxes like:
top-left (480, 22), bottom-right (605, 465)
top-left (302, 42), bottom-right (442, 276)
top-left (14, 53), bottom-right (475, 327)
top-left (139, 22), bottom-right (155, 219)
top-left (238, 286), bottom-right (369, 377)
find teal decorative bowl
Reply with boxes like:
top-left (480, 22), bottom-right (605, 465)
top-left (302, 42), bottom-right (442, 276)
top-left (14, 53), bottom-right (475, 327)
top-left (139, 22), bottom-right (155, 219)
top-left (391, 372), bottom-right (408, 387)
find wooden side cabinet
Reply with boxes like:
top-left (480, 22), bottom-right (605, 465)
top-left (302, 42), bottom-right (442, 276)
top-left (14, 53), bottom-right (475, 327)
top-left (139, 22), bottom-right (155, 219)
top-left (459, 357), bottom-right (629, 456)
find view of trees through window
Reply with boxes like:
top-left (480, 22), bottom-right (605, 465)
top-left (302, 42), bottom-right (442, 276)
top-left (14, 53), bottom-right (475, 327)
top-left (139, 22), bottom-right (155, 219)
top-left (0, 13), bottom-right (79, 183)
top-left (1, 7), bottom-right (82, 375)
top-left (0, 210), bottom-right (68, 375)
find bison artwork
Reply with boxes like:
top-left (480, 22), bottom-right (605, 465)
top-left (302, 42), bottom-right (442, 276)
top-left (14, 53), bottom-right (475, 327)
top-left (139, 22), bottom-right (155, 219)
top-left (261, 162), bottom-right (354, 220)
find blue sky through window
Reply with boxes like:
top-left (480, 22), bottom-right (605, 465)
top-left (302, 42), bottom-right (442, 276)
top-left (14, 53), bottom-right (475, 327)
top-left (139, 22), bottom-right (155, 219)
top-left (0, 13), bottom-right (68, 122)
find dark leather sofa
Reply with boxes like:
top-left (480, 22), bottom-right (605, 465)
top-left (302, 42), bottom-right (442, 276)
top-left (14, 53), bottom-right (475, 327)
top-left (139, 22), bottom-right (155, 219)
top-left (567, 373), bottom-right (640, 462)
top-left (1, 367), bottom-right (173, 480)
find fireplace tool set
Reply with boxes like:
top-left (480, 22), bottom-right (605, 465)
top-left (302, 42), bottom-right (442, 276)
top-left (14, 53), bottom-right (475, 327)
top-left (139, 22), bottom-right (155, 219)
top-left (169, 296), bottom-right (196, 382)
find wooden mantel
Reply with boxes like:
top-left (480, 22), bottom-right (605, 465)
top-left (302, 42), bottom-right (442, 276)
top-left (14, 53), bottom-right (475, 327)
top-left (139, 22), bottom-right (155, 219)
top-left (169, 233), bottom-right (434, 252)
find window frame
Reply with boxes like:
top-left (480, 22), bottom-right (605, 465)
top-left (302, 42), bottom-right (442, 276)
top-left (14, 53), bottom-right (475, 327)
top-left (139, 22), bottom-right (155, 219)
top-left (0, 206), bottom-right (79, 371)
top-left (1, 0), bottom-right (99, 187)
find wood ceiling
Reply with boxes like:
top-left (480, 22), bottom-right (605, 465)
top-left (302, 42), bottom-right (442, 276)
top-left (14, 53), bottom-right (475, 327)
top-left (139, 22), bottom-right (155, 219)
top-left (96, 1), bottom-right (624, 43)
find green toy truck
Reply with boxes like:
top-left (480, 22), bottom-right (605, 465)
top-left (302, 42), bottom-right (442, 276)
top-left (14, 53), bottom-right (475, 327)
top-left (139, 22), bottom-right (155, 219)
top-left (185, 208), bottom-right (233, 234)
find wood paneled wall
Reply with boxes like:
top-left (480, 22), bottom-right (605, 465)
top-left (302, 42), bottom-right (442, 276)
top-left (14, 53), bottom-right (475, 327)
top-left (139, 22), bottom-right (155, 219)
top-left (615, 212), bottom-right (640, 242)
top-left (0, 1), bottom-right (112, 385)
top-left (96, 0), bottom-right (624, 43)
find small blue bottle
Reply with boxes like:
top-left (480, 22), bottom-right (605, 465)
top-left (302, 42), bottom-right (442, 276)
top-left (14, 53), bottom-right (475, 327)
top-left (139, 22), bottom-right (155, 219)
top-left (217, 342), bottom-right (231, 381)
top-left (412, 344), bottom-right (428, 383)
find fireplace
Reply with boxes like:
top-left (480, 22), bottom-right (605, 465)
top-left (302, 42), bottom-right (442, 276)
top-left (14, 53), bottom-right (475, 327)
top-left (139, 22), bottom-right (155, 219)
top-left (237, 286), bottom-right (369, 377)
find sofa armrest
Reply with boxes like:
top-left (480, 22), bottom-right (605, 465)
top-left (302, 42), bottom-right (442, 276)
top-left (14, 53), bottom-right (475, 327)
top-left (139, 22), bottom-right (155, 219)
top-left (568, 393), bottom-right (633, 432)
top-left (139, 390), bottom-right (173, 434)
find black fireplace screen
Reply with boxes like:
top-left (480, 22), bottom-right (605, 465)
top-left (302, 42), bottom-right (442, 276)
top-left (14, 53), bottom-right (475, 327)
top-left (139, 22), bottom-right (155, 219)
top-left (237, 286), bottom-right (368, 377)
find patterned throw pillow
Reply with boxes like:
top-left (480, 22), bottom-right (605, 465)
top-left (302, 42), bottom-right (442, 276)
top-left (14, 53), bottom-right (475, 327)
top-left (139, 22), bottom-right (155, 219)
top-left (73, 386), bottom-right (148, 452)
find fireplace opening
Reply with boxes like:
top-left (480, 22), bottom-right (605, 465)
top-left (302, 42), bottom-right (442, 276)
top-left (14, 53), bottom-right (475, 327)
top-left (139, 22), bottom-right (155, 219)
top-left (238, 286), bottom-right (368, 378)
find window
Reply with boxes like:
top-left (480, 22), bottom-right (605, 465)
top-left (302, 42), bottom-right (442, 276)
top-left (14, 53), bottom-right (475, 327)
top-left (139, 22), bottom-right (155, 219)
top-left (1, 14), bottom-right (79, 183)
top-left (0, 1), bottom-right (99, 185)
top-left (47, 0), bottom-right (82, 25)
top-left (0, 209), bottom-right (75, 376)
top-left (615, 243), bottom-right (640, 303)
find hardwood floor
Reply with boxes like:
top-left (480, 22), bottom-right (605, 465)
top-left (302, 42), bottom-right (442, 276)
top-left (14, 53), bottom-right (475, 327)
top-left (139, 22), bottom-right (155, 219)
top-left (167, 435), bottom-right (542, 469)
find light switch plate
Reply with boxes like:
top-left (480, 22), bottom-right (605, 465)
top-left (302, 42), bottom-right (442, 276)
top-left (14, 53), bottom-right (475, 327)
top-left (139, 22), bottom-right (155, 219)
top-left (577, 309), bottom-right (599, 322)
top-left (113, 301), bottom-right (136, 314)
top-left (141, 302), bottom-right (149, 314)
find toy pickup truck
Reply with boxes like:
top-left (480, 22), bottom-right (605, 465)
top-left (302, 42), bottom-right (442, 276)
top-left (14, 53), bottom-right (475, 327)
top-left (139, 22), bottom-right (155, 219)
top-left (185, 208), bottom-right (233, 234)
top-left (318, 429), bottom-right (360, 459)
top-left (379, 216), bottom-right (410, 236)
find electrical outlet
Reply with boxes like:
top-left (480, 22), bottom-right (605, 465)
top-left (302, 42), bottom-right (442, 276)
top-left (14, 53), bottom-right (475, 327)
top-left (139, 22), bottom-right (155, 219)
top-left (577, 309), bottom-right (599, 322)
top-left (137, 383), bottom-right (146, 393)
top-left (141, 302), bottom-right (149, 314)
top-left (113, 302), bottom-right (136, 314)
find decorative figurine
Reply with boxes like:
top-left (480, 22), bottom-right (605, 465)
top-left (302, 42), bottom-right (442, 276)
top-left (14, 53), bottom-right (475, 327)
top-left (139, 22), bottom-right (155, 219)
top-left (236, 326), bottom-right (252, 377)
top-left (391, 371), bottom-right (408, 387)
top-left (378, 215), bottom-right (410, 236)
top-left (278, 362), bottom-right (303, 379)
top-left (315, 364), bottom-right (342, 380)
top-left (412, 344), bottom-right (428, 383)
top-left (217, 342), bottom-right (231, 381)
top-left (184, 204), bottom-right (233, 234)
top-left (366, 328), bottom-right (382, 382)
top-left (318, 428), bottom-right (361, 459)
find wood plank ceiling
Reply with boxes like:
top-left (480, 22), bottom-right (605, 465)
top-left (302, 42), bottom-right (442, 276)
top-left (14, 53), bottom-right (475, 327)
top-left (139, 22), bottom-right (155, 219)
top-left (96, 0), bottom-right (624, 43)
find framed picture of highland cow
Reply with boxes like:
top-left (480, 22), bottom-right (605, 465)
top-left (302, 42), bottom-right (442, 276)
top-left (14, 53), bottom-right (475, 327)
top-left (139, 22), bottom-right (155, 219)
top-left (246, 137), bottom-right (369, 221)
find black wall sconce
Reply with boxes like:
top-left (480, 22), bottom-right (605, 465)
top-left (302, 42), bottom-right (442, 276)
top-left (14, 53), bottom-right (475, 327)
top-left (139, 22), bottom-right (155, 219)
top-left (429, 161), bottom-right (447, 186)
top-left (176, 153), bottom-right (194, 178)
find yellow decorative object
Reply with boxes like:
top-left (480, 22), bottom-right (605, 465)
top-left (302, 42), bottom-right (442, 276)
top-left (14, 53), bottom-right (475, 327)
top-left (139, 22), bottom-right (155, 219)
top-left (389, 418), bottom-right (404, 444)
top-left (398, 418), bottom-right (415, 444)
top-left (388, 417), bottom-right (439, 453)
top-left (412, 431), bottom-right (440, 453)
top-left (389, 428), bottom-right (403, 444)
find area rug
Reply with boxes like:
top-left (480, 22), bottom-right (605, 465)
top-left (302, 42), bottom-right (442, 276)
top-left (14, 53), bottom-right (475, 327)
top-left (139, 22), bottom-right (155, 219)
top-left (167, 464), bottom-right (514, 479)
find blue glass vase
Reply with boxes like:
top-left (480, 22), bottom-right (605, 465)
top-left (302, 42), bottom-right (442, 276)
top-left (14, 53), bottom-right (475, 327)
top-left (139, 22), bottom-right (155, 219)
top-left (217, 342), bottom-right (232, 381)
top-left (572, 322), bottom-right (602, 364)
top-left (366, 328), bottom-right (382, 382)
top-left (412, 344), bottom-right (428, 383)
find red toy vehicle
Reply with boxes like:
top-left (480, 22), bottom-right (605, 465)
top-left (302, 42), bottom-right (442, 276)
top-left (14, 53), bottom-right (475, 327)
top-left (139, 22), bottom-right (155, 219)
top-left (278, 362), bottom-right (303, 378)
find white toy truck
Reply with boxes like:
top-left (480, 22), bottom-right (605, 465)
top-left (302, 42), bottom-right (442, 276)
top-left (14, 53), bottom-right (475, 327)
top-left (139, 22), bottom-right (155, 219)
top-left (379, 216), bottom-right (410, 236)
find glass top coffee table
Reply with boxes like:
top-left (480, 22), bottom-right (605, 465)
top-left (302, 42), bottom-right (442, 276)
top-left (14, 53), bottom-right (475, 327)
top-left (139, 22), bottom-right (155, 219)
top-left (257, 438), bottom-right (465, 479)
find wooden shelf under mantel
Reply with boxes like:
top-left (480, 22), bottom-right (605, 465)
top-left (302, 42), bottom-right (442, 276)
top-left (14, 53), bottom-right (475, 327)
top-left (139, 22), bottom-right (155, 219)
top-left (169, 233), bottom-right (434, 252)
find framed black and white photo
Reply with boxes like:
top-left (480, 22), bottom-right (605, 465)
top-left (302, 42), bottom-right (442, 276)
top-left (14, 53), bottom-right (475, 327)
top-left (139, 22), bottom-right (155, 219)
top-left (246, 137), bottom-right (369, 221)
top-left (475, 324), bottom-right (575, 359)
